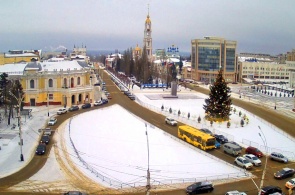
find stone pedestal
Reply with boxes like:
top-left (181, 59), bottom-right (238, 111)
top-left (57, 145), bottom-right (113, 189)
top-left (171, 81), bottom-right (177, 96)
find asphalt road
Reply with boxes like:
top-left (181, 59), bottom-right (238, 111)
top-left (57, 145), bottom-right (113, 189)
top-left (0, 71), bottom-right (294, 195)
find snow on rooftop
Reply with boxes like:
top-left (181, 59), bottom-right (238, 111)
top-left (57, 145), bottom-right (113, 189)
top-left (0, 63), bottom-right (27, 75)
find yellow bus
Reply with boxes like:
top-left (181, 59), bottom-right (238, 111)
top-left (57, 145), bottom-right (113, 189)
top-left (178, 125), bottom-right (216, 151)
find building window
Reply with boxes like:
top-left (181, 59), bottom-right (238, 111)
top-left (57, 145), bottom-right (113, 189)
top-left (48, 79), bottom-right (53, 87)
top-left (30, 79), bottom-right (35, 88)
top-left (63, 78), bottom-right (67, 88)
top-left (49, 94), bottom-right (53, 100)
top-left (77, 77), bottom-right (81, 85)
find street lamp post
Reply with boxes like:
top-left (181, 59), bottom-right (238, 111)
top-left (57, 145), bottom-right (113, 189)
top-left (47, 91), bottom-right (49, 117)
top-left (258, 126), bottom-right (268, 195)
top-left (10, 90), bottom-right (24, 161)
top-left (145, 123), bottom-right (151, 195)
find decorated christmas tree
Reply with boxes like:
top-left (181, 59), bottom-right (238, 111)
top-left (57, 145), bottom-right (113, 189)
top-left (203, 69), bottom-right (232, 121)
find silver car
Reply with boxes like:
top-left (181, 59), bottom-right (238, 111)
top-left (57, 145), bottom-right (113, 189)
top-left (270, 152), bottom-right (288, 163)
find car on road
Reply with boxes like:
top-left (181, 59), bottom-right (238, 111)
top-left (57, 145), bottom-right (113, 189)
top-left (165, 117), bottom-right (177, 126)
top-left (259, 186), bottom-right (282, 195)
top-left (40, 135), bottom-right (50, 145)
top-left (82, 103), bottom-right (91, 109)
top-left (200, 128), bottom-right (213, 136)
top-left (128, 94), bottom-right (136, 100)
top-left (243, 154), bottom-right (261, 166)
top-left (215, 140), bottom-right (221, 149)
top-left (225, 190), bottom-right (247, 195)
top-left (214, 134), bottom-right (228, 144)
top-left (274, 167), bottom-right (295, 179)
top-left (234, 156), bottom-right (253, 169)
top-left (43, 128), bottom-right (52, 136)
top-left (186, 181), bottom-right (214, 194)
top-left (48, 117), bottom-right (57, 126)
top-left (68, 105), bottom-right (79, 112)
top-left (124, 91), bottom-right (131, 96)
top-left (101, 98), bottom-right (108, 104)
top-left (107, 94), bottom-right (112, 99)
top-left (270, 152), bottom-right (288, 163)
top-left (228, 141), bottom-right (242, 150)
top-left (285, 178), bottom-right (295, 189)
top-left (63, 191), bottom-right (87, 195)
top-left (94, 100), bottom-right (103, 106)
top-left (245, 146), bottom-right (263, 158)
top-left (36, 144), bottom-right (46, 155)
top-left (57, 108), bottom-right (67, 115)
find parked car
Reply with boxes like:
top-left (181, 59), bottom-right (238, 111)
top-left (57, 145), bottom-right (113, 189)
top-left (186, 181), bottom-right (214, 195)
top-left (245, 146), bottom-right (263, 158)
top-left (223, 143), bottom-right (242, 156)
top-left (214, 134), bottom-right (228, 144)
top-left (228, 141), bottom-right (242, 150)
top-left (243, 154), bottom-right (261, 166)
top-left (48, 117), bottom-right (57, 126)
top-left (101, 99), bottom-right (108, 104)
top-left (43, 128), bottom-right (52, 136)
top-left (200, 128), bottom-right (213, 136)
top-left (40, 135), bottom-right (50, 145)
top-left (128, 95), bottom-right (136, 100)
top-left (274, 167), bottom-right (295, 179)
top-left (234, 156), bottom-right (253, 169)
top-left (225, 190), bottom-right (247, 195)
top-left (165, 117), bottom-right (178, 126)
top-left (215, 140), bottom-right (221, 149)
top-left (36, 144), bottom-right (46, 155)
top-left (63, 191), bottom-right (87, 195)
top-left (82, 103), bottom-right (91, 109)
top-left (285, 178), bottom-right (295, 189)
top-left (68, 105), bottom-right (79, 112)
top-left (57, 108), bottom-right (67, 115)
top-left (107, 94), bottom-right (112, 99)
top-left (270, 152), bottom-right (288, 163)
top-left (259, 186), bottom-right (282, 195)
top-left (124, 91), bottom-right (131, 96)
top-left (94, 100), bottom-right (103, 106)
top-left (94, 83), bottom-right (100, 86)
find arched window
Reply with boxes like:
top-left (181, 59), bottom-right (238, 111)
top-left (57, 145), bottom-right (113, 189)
top-left (63, 78), bottom-right (67, 88)
top-left (48, 79), bottom-right (53, 87)
top-left (30, 79), bottom-right (35, 88)
top-left (77, 77), bottom-right (81, 85)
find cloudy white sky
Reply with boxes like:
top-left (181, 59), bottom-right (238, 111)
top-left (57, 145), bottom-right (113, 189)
top-left (1, 0), bottom-right (294, 55)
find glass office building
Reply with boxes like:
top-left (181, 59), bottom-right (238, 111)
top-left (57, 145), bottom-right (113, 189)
top-left (191, 37), bottom-right (237, 83)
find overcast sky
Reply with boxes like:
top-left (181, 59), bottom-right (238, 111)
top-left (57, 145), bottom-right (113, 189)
top-left (0, 0), bottom-right (294, 55)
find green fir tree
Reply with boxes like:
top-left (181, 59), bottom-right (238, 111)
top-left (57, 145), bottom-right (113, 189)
top-left (203, 69), bottom-right (232, 121)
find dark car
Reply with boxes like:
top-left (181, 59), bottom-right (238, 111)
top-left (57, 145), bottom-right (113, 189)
top-left (40, 135), bottom-right (50, 145)
top-left (245, 146), bottom-right (263, 158)
top-left (124, 91), bottom-right (131, 96)
top-left (101, 98), bottom-right (108, 104)
top-left (36, 144), bottom-right (46, 155)
top-left (259, 186), bottom-right (282, 195)
top-left (186, 181), bottom-right (214, 194)
top-left (200, 128), bottom-right (213, 136)
top-left (214, 134), bottom-right (228, 144)
top-left (129, 95), bottom-right (136, 100)
top-left (82, 103), bottom-right (91, 109)
top-left (274, 167), bottom-right (295, 179)
top-left (68, 105), bottom-right (79, 112)
top-left (63, 191), bottom-right (87, 195)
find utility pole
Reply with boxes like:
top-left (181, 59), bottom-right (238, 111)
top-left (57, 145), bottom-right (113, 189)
top-left (145, 123), bottom-right (151, 195)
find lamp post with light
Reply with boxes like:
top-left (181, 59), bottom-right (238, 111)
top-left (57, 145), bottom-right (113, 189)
top-left (258, 126), bottom-right (268, 195)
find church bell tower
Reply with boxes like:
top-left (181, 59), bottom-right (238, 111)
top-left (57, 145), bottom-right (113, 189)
top-left (143, 5), bottom-right (152, 61)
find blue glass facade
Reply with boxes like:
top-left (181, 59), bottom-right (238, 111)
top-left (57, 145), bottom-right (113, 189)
top-left (198, 47), bottom-right (220, 71)
top-left (225, 48), bottom-right (235, 72)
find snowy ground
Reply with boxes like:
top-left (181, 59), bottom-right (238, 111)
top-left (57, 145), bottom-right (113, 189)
top-left (1, 79), bottom-right (295, 191)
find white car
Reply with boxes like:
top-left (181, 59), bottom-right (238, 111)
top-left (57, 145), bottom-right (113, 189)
top-left (57, 108), bottom-right (67, 115)
top-left (48, 117), bottom-right (57, 126)
top-left (234, 156), bottom-right (253, 169)
top-left (94, 100), bottom-right (103, 106)
top-left (243, 154), bottom-right (262, 166)
top-left (285, 178), bottom-right (295, 189)
top-left (225, 190), bottom-right (247, 195)
top-left (165, 117), bottom-right (177, 126)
